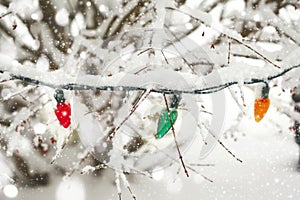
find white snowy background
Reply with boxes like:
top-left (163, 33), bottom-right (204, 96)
top-left (0, 0), bottom-right (300, 199)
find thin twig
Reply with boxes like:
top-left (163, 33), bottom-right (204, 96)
top-left (120, 172), bottom-right (137, 200)
top-left (190, 163), bottom-right (215, 167)
top-left (165, 7), bottom-right (281, 69)
top-left (115, 172), bottom-right (122, 200)
top-left (107, 89), bottom-right (151, 140)
top-left (201, 122), bottom-right (243, 163)
top-left (228, 39), bottom-right (231, 64)
top-left (0, 11), bottom-right (12, 18)
top-left (228, 36), bottom-right (281, 69)
top-left (161, 50), bottom-right (169, 64)
top-left (163, 93), bottom-right (189, 177)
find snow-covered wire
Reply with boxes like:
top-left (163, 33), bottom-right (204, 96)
top-left (0, 64), bottom-right (299, 95)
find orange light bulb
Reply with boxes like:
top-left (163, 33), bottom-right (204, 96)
top-left (254, 98), bottom-right (270, 122)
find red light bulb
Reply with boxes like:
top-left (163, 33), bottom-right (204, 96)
top-left (54, 102), bottom-right (71, 128)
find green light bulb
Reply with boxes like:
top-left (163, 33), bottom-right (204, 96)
top-left (156, 108), bottom-right (178, 139)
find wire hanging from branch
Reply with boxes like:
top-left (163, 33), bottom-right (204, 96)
top-left (0, 64), bottom-right (299, 95)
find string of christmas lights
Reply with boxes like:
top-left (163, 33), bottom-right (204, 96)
top-left (0, 64), bottom-right (299, 95)
top-left (0, 63), bottom-right (299, 134)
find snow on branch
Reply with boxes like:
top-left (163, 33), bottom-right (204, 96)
top-left (0, 55), bottom-right (299, 95)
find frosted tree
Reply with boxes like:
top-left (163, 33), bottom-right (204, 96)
top-left (0, 0), bottom-right (300, 199)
